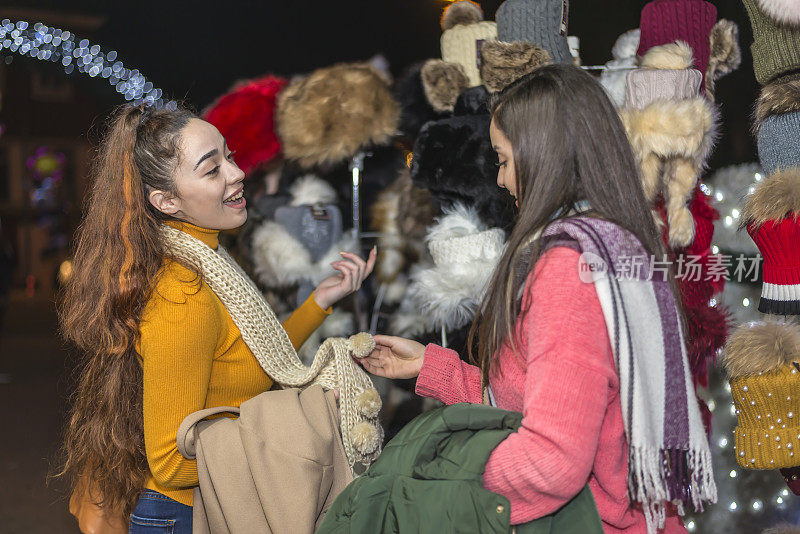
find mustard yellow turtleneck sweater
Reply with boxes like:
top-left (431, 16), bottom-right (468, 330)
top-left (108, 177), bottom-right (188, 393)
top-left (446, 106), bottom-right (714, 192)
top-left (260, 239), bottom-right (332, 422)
top-left (136, 221), bottom-right (331, 507)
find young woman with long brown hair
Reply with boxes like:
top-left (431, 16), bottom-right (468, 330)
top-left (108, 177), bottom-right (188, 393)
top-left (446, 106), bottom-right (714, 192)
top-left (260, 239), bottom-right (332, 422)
top-left (358, 64), bottom-right (716, 533)
top-left (59, 104), bottom-right (375, 533)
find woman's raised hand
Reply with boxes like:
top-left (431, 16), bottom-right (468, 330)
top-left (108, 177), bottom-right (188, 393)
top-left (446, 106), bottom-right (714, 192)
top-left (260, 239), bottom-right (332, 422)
top-left (356, 335), bottom-right (425, 379)
top-left (313, 246), bottom-right (377, 310)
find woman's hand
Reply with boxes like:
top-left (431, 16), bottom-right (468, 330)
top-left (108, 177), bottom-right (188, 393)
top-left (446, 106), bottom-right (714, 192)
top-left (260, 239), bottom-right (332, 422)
top-left (313, 247), bottom-right (377, 310)
top-left (356, 335), bottom-right (425, 379)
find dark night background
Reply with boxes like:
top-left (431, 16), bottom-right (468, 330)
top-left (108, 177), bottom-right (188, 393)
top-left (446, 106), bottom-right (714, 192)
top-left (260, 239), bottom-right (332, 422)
top-left (10, 0), bottom-right (760, 167)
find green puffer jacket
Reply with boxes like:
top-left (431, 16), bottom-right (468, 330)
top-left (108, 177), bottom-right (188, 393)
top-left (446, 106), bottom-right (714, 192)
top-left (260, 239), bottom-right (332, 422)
top-left (317, 403), bottom-right (603, 534)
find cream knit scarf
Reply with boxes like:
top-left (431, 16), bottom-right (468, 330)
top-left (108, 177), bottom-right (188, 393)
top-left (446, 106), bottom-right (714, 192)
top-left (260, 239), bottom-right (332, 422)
top-left (161, 224), bottom-right (383, 472)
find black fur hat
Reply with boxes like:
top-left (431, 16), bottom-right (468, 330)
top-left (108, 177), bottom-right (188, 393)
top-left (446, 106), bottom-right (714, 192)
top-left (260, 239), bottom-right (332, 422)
top-left (410, 106), bottom-right (515, 229)
top-left (393, 62), bottom-right (449, 146)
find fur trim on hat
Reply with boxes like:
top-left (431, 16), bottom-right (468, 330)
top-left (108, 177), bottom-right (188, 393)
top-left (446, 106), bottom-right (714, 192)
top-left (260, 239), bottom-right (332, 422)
top-left (277, 62), bottom-right (400, 169)
top-left (441, 0), bottom-right (484, 31)
top-left (394, 62), bottom-right (447, 143)
top-left (407, 204), bottom-right (505, 331)
top-left (757, 0), bottom-right (800, 25)
top-left (639, 41), bottom-right (695, 70)
top-left (706, 20), bottom-right (741, 100)
top-left (480, 40), bottom-right (552, 93)
top-left (288, 174), bottom-right (337, 206)
top-left (742, 168), bottom-right (800, 227)
top-left (421, 59), bottom-right (470, 113)
top-left (723, 319), bottom-right (800, 379)
top-left (251, 221), bottom-right (357, 288)
top-left (754, 77), bottom-right (800, 135)
top-left (612, 29), bottom-right (641, 61)
top-left (619, 97), bottom-right (719, 248)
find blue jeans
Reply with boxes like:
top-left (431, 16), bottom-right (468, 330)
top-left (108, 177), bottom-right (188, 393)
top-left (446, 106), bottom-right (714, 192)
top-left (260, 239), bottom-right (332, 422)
top-left (129, 490), bottom-right (193, 534)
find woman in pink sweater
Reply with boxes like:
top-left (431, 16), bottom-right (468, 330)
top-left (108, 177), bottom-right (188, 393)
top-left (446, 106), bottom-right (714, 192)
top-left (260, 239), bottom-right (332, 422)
top-left (358, 65), bottom-right (716, 533)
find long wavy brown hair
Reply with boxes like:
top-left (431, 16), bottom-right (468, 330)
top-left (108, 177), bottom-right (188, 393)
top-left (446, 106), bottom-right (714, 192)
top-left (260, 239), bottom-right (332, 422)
top-left (468, 64), bottom-right (681, 383)
top-left (58, 103), bottom-right (195, 515)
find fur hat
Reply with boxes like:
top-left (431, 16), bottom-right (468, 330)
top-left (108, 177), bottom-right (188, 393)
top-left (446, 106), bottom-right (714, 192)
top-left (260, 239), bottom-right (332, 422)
top-left (637, 0), bottom-right (717, 90)
top-left (411, 108), bottom-right (515, 230)
top-left (276, 62), bottom-right (400, 169)
top-left (439, 1), bottom-right (497, 87)
top-left (203, 75), bottom-right (288, 175)
top-left (495, 0), bottom-right (572, 64)
top-left (619, 97), bottom-right (719, 248)
top-left (706, 19), bottom-right (742, 101)
top-left (408, 204), bottom-right (505, 331)
top-left (754, 76), bottom-right (800, 135)
top-left (600, 29), bottom-right (641, 107)
top-left (479, 40), bottom-right (552, 93)
top-left (369, 170), bottom-right (434, 284)
top-left (758, 110), bottom-right (800, 176)
top-left (742, 0), bottom-right (800, 85)
top-left (420, 59), bottom-right (470, 114)
top-left (724, 319), bottom-right (800, 469)
top-left (393, 62), bottom-right (450, 144)
top-left (757, 0), bottom-right (800, 26)
top-left (743, 168), bottom-right (800, 315)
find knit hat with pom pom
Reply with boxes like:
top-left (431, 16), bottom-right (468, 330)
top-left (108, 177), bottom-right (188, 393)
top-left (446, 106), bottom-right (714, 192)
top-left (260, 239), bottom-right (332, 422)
top-left (440, 1), bottom-right (497, 87)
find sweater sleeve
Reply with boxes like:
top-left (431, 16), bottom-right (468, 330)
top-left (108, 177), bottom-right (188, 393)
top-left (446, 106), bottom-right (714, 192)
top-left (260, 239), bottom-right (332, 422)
top-left (415, 344), bottom-right (483, 405)
top-left (139, 271), bottom-right (221, 489)
top-left (482, 247), bottom-right (617, 523)
top-left (281, 291), bottom-right (332, 351)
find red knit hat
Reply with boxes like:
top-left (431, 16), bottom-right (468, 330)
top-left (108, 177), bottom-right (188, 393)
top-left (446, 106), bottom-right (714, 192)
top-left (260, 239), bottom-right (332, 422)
top-left (637, 0), bottom-right (718, 90)
top-left (203, 75), bottom-right (288, 176)
top-left (747, 218), bottom-right (800, 315)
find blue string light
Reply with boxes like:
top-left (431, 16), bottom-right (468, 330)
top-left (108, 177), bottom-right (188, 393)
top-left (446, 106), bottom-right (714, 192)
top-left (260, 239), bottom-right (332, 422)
top-left (0, 19), bottom-right (173, 109)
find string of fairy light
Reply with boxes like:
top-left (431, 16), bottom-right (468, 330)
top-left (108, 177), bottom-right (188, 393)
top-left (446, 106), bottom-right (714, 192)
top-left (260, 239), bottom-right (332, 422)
top-left (683, 169), bottom-right (793, 532)
top-left (0, 19), bottom-right (173, 109)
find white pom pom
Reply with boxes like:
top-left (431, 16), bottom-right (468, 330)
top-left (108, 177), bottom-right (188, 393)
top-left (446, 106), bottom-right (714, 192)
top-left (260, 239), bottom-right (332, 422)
top-left (356, 388), bottom-right (382, 419)
top-left (348, 332), bottom-right (375, 359)
top-left (350, 422), bottom-right (380, 454)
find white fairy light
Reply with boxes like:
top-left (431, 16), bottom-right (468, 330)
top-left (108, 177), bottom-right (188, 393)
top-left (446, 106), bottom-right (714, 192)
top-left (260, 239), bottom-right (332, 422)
top-left (752, 499), bottom-right (763, 511)
top-left (718, 436), bottom-right (727, 448)
top-left (743, 298), bottom-right (750, 307)
top-left (687, 520), bottom-right (696, 532)
top-left (0, 18), bottom-right (171, 108)
top-left (716, 192), bottom-right (724, 202)
top-left (755, 172), bottom-right (763, 181)
top-left (729, 469), bottom-right (737, 478)
top-left (729, 501), bottom-right (738, 511)
top-left (712, 245), bottom-right (720, 254)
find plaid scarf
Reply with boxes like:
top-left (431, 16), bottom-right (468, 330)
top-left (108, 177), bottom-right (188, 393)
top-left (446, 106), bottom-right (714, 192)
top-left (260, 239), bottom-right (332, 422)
top-left (541, 216), bottom-right (716, 534)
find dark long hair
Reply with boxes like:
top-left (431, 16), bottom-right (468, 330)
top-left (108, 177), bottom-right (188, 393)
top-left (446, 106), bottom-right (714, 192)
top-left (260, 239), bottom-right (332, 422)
top-left (57, 104), bottom-right (195, 515)
top-left (468, 64), bottom-right (677, 382)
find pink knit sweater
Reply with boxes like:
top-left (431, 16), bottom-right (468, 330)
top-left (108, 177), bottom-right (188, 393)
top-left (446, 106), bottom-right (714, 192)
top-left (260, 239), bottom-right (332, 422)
top-left (415, 247), bottom-right (687, 533)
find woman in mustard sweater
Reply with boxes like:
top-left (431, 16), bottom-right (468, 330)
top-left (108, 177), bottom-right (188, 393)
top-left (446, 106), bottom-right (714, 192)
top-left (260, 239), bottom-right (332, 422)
top-left (59, 104), bottom-right (375, 533)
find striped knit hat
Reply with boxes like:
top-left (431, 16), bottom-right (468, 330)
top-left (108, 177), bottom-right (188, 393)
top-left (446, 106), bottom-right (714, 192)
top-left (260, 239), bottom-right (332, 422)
top-left (743, 168), bottom-right (800, 315)
top-left (637, 0), bottom-right (717, 89)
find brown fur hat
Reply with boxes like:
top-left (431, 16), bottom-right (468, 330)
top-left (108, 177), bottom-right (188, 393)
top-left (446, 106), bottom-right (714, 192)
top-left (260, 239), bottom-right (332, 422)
top-left (441, 0), bottom-right (484, 31)
top-left (706, 19), bottom-right (742, 100)
top-left (370, 169), bottom-right (433, 283)
top-left (754, 75), bottom-right (800, 135)
top-left (421, 59), bottom-right (470, 113)
top-left (742, 168), bottom-right (800, 227)
top-left (619, 97), bottom-right (719, 247)
top-left (479, 40), bottom-right (552, 93)
top-left (276, 62), bottom-right (400, 169)
top-left (724, 319), bottom-right (800, 379)
top-left (639, 41), bottom-right (694, 70)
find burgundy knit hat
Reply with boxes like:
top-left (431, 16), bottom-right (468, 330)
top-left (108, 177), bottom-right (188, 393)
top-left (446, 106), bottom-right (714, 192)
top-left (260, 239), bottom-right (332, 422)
top-left (747, 218), bottom-right (800, 315)
top-left (637, 0), bottom-right (718, 89)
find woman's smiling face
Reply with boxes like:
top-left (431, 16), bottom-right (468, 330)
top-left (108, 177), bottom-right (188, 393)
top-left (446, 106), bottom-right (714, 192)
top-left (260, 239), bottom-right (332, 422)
top-left (148, 118), bottom-right (247, 230)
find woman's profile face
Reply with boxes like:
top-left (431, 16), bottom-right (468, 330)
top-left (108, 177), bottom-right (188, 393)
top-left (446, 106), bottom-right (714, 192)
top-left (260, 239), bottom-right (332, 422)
top-left (490, 118), bottom-right (518, 203)
top-left (150, 118), bottom-right (247, 230)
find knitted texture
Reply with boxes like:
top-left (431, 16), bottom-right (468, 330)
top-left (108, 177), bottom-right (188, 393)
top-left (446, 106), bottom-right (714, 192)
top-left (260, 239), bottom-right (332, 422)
top-left (748, 218), bottom-right (800, 315)
top-left (624, 68), bottom-right (703, 110)
top-left (637, 0), bottom-right (717, 90)
top-left (758, 111), bottom-right (800, 175)
top-left (495, 0), bottom-right (572, 64)
top-left (731, 365), bottom-right (800, 469)
top-left (441, 21), bottom-right (498, 87)
top-left (161, 225), bottom-right (383, 471)
top-left (742, 0), bottom-right (800, 85)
